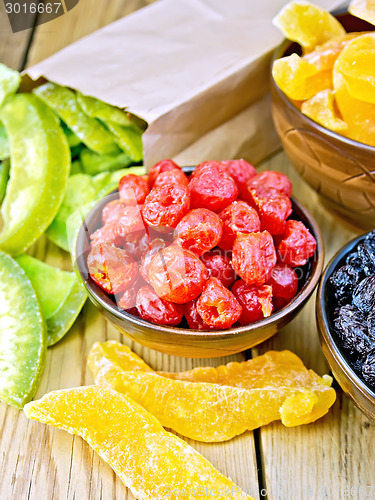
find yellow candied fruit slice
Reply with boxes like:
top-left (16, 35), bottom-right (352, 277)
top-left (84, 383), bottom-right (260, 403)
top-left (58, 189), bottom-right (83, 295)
top-left (24, 386), bottom-right (255, 500)
top-left (301, 89), bottom-right (349, 132)
top-left (272, 53), bottom-right (332, 100)
top-left (88, 342), bottom-right (336, 439)
top-left (333, 39), bottom-right (375, 145)
top-left (302, 33), bottom-right (361, 71)
top-left (349, 0), bottom-right (375, 26)
top-left (273, 1), bottom-right (345, 51)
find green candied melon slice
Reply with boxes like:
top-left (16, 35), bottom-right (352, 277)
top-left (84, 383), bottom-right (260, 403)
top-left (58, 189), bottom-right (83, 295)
top-left (46, 166), bottom-right (145, 252)
top-left (105, 122), bottom-right (143, 162)
top-left (16, 255), bottom-right (87, 346)
top-left (80, 148), bottom-right (132, 176)
top-left (0, 125), bottom-right (10, 160)
top-left (76, 92), bottom-right (134, 127)
top-left (0, 63), bottom-right (20, 107)
top-left (34, 83), bottom-right (120, 156)
top-left (0, 160), bottom-right (9, 203)
top-left (0, 93), bottom-right (70, 256)
top-left (0, 251), bottom-right (46, 408)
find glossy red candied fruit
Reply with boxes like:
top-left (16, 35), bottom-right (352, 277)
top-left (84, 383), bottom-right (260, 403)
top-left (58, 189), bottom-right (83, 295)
top-left (118, 174), bottom-right (149, 205)
top-left (142, 184), bottom-right (190, 230)
top-left (147, 159), bottom-right (181, 189)
top-left (121, 229), bottom-right (150, 262)
top-left (90, 220), bottom-right (123, 248)
top-left (196, 277), bottom-right (242, 329)
top-left (244, 184), bottom-right (292, 235)
top-left (117, 275), bottom-right (148, 310)
top-left (231, 279), bottom-right (273, 325)
top-left (189, 160), bottom-right (226, 179)
top-left (232, 230), bottom-right (277, 286)
top-left (267, 263), bottom-right (299, 310)
top-left (277, 220), bottom-right (317, 267)
top-left (245, 170), bottom-right (292, 198)
top-left (184, 298), bottom-right (214, 330)
top-left (200, 248), bottom-right (236, 289)
top-left (139, 238), bottom-right (171, 283)
top-left (221, 159), bottom-right (257, 197)
top-left (218, 200), bottom-right (261, 250)
top-left (136, 285), bottom-right (183, 326)
top-left (153, 168), bottom-right (189, 188)
top-left (102, 199), bottom-right (126, 225)
top-left (148, 245), bottom-right (208, 304)
top-left (175, 208), bottom-right (223, 256)
top-left (87, 242), bottom-right (138, 295)
top-left (189, 163), bottom-right (238, 213)
top-left (114, 205), bottom-right (146, 238)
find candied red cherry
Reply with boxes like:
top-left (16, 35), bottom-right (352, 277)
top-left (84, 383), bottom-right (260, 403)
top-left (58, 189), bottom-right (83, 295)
top-left (136, 285), bottom-right (183, 326)
top-left (267, 263), bottom-right (299, 310)
top-left (189, 164), bottom-right (238, 213)
top-left (232, 231), bottom-right (276, 286)
top-left (190, 160), bottom-right (226, 180)
top-left (277, 220), bottom-right (317, 267)
top-left (245, 171), bottom-right (292, 198)
top-left (117, 275), bottom-right (148, 310)
top-left (200, 248), bottom-right (236, 288)
top-left (245, 184), bottom-right (292, 235)
top-left (90, 221), bottom-right (123, 247)
top-left (231, 280), bottom-right (273, 325)
top-left (148, 159), bottom-right (181, 189)
top-left (154, 169), bottom-right (189, 188)
top-left (221, 159), bottom-right (257, 197)
top-left (87, 242), bottom-right (138, 295)
top-left (184, 298), bottom-right (214, 330)
top-left (119, 174), bottom-right (149, 205)
top-left (196, 277), bottom-right (242, 329)
top-left (121, 229), bottom-right (150, 262)
top-left (139, 238), bottom-right (171, 283)
top-left (102, 199), bottom-right (126, 225)
top-left (175, 208), bottom-right (223, 256)
top-left (142, 184), bottom-right (190, 229)
top-left (115, 205), bottom-right (146, 238)
top-left (148, 245), bottom-right (207, 304)
top-left (218, 201), bottom-right (261, 250)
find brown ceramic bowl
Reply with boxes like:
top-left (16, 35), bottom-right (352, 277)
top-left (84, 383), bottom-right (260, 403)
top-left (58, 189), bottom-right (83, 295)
top-left (316, 232), bottom-right (375, 421)
top-left (75, 167), bottom-right (324, 358)
top-left (271, 10), bottom-right (375, 231)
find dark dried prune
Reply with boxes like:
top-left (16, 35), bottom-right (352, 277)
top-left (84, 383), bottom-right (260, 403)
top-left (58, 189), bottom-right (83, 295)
top-left (357, 241), bottom-right (375, 276)
top-left (345, 252), bottom-right (363, 273)
top-left (368, 310), bottom-right (375, 342)
top-left (334, 305), bottom-right (373, 357)
top-left (329, 264), bottom-right (360, 305)
top-left (362, 348), bottom-right (375, 386)
top-left (353, 274), bottom-right (375, 314)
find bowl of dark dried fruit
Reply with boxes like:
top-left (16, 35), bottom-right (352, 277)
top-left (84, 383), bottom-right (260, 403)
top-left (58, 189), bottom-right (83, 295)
top-left (76, 159), bottom-right (324, 358)
top-left (317, 230), bottom-right (375, 420)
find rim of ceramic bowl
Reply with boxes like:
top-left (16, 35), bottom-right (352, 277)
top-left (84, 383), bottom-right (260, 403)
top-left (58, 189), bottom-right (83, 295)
top-left (317, 232), bottom-right (375, 403)
top-left (75, 179), bottom-right (324, 341)
top-left (270, 9), bottom-right (375, 155)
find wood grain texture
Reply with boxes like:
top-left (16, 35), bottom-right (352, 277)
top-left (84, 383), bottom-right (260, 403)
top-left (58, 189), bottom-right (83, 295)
top-left (0, 1), bottom-right (33, 69)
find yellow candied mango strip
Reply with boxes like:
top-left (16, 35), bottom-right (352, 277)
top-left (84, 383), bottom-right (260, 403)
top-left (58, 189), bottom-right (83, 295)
top-left (24, 386), bottom-right (255, 500)
top-left (349, 0), bottom-right (375, 26)
top-left (88, 342), bottom-right (336, 440)
top-left (273, 1), bottom-right (345, 51)
top-left (272, 53), bottom-right (332, 100)
top-left (301, 89), bottom-right (349, 132)
top-left (302, 33), bottom-right (360, 71)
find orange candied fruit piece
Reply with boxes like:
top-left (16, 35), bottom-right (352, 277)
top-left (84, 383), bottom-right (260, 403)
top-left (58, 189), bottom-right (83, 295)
top-left (272, 53), bottom-right (332, 100)
top-left (301, 89), bottom-right (349, 132)
top-left (302, 33), bottom-right (360, 71)
top-left (349, 0), bottom-right (375, 26)
top-left (273, 0), bottom-right (345, 51)
top-left (24, 386), bottom-right (255, 500)
top-left (88, 342), bottom-right (336, 434)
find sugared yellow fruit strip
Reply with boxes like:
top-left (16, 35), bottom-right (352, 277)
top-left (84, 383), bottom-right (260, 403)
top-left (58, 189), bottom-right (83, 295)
top-left (349, 0), bottom-right (375, 26)
top-left (335, 33), bottom-right (375, 103)
top-left (88, 343), bottom-right (336, 439)
top-left (301, 89), bottom-right (349, 132)
top-left (273, 1), bottom-right (345, 51)
top-left (24, 386), bottom-right (255, 500)
top-left (302, 33), bottom-right (360, 71)
top-left (272, 53), bottom-right (332, 100)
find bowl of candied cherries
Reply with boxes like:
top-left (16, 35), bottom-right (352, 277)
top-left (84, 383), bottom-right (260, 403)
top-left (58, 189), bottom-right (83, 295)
top-left (317, 231), bottom-right (375, 420)
top-left (76, 158), bottom-right (323, 358)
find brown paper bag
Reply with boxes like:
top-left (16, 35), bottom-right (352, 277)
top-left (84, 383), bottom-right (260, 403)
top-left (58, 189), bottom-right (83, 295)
top-left (24, 0), bottom-right (343, 168)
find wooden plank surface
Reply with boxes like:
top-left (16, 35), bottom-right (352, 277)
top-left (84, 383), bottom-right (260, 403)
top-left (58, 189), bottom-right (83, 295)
top-left (1, 1), bottom-right (375, 499)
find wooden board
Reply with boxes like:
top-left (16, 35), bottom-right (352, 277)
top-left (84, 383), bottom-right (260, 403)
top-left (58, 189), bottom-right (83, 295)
top-left (1, 1), bottom-right (375, 499)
